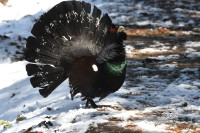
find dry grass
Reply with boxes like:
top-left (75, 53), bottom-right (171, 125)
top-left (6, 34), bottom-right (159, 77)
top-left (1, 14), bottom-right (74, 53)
top-left (107, 117), bottom-right (123, 122)
top-left (0, 0), bottom-right (11, 7)
top-left (86, 116), bottom-right (142, 133)
top-left (126, 49), bottom-right (185, 59)
top-left (125, 28), bottom-right (186, 37)
top-left (175, 62), bottom-right (200, 68)
top-left (0, 0), bottom-right (8, 6)
top-left (97, 108), bottom-right (108, 112)
top-left (166, 123), bottom-right (200, 133)
top-left (136, 110), bottom-right (165, 119)
top-left (96, 123), bottom-right (142, 133)
top-left (134, 111), bottom-right (200, 132)
top-left (87, 121), bottom-right (142, 133)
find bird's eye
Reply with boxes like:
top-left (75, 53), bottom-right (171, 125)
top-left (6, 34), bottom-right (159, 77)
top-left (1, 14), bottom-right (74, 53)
top-left (110, 28), bottom-right (116, 34)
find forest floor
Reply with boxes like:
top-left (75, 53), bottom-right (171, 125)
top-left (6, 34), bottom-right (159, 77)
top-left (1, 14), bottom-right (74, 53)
top-left (0, 0), bottom-right (200, 132)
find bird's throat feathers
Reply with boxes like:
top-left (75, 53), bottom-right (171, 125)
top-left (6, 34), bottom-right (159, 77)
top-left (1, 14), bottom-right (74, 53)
top-left (106, 60), bottom-right (126, 75)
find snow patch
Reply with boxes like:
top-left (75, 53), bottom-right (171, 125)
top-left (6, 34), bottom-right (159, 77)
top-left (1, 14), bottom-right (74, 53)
top-left (185, 41), bottom-right (200, 47)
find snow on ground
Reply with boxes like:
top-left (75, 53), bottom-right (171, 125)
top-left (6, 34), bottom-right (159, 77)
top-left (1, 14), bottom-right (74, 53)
top-left (0, 0), bottom-right (200, 132)
top-left (0, 0), bottom-right (65, 62)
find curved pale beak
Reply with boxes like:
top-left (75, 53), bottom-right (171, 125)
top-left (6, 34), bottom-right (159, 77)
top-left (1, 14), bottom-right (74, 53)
top-left (117, 26), bottom-right (125, 33)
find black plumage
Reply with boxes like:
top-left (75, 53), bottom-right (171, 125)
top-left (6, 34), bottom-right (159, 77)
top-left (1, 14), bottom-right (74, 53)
top-left (25, 1), bottom-right (127, 108)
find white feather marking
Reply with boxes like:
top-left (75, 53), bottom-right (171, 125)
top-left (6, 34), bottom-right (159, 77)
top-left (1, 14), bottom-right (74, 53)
top-left (103, 27), bottom-right (108, 34)
top-left (92, 64), bottom-right (98, 72)
top-left (50, 22), bottom-right (54, 28)
top-left (35, 59), bottom-right (40, 63)
top-left (35, 48), bottom-right (40, 53)
top-left (95, 18), bottom-right (100, 27)
top-left (45, 26), bottom-right (51, 33)
top-left (62, 36), bottom-right (68, 42)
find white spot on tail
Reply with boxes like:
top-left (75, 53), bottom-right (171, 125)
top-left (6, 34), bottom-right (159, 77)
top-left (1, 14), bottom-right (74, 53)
top-left (62, 36), bottom-right (68, 42)
top-left (35, 48), bottom-right (40, 53)
top-left (92, 64), bottom-right (98, 72)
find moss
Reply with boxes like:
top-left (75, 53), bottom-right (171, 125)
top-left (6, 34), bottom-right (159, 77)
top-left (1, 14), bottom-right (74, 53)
top-left (1, 120), bottom-right (12, 128)
top-left (138, 53), bottom-right (149, 57)
top-left (182, 102), bottom-right (188, 107)
top-left (16, 116), bottom-right (27, 122)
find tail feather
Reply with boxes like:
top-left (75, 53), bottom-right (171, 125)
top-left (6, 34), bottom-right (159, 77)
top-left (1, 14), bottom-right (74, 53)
top-left (26, 64), bottom-right (59, 76)
top-left (26, 64), bottom-right (67, 97)
top-left (94, 13), bottom-right (112, 45)
top-left (25, 35), bottom-right (64, 65)
top-left (100, 14), bottom-right (112, 27)
top-left (92, 5), bottom-right (101, 18)
top-left (26, 36), bottom-right (54, 52)
top-left (31, 1), bottom-right (111, 47)
top-left (39, 76), bottom-right (66, 98)
top-left (25, 49), bottom-right (59, 65)
top-left (32, 1), bottom-right (84, 37)
top-left (81, 1), bottom-right (91, 14)
top-left (30, 70), bottom-right (64, 88)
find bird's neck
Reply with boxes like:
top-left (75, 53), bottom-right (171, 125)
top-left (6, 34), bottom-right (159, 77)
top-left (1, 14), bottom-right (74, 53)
top-left (105, 59), bottom-right (126, 75)
top-left (105, 44), bottom-right (126, 75)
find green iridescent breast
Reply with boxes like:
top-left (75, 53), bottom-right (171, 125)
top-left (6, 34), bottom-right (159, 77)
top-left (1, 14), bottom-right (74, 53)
top-left (105, 60), bottom-right (127, 75)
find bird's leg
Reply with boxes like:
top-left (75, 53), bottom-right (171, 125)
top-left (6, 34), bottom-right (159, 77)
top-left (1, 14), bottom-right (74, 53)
top-left (89, 99), bottom-right (98, 108)
top-left (85, 99), bottom-right (89, 108)
top-left (85, 97), bottom-right (98, 108)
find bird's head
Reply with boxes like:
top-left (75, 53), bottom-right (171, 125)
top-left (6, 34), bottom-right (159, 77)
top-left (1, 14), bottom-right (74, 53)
top-left (109, 25), bottom-right (127, 41)
top-left (117, 26), bottom-right (127, 41)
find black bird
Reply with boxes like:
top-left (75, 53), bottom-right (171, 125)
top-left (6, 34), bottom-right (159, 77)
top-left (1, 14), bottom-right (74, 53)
top-left (25, 1), bottom-right (127, 108)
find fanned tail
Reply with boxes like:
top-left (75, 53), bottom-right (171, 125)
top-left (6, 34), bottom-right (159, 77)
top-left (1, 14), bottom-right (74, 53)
top-left (25, 1), bottom-right (113, 97)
